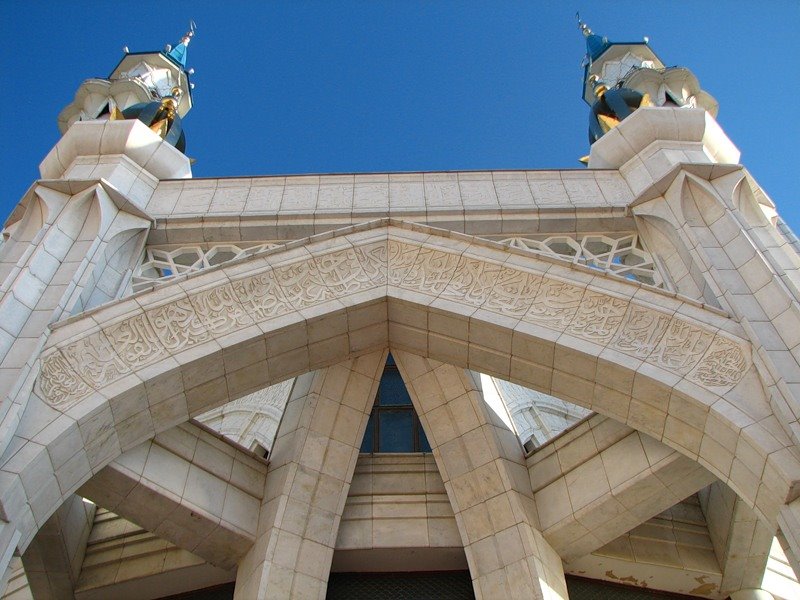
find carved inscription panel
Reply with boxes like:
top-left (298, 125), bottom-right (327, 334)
top-left (38, 231), bottom-right (748, 409)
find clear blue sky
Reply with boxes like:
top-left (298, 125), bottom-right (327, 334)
top-left (1, 1), bottom-right (798, 231)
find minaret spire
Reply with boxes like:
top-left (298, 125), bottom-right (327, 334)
top-left (57, 24), bottom-right (198, 153)
top-left (167, 20), bottom-right (197, 69)
top-left (577, 13), bottom-right (611, 65)
top-left (577, 18), bottom-right (718, 148)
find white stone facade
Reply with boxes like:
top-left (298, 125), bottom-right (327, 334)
top-left (1, 47), bottom-right (800, 600)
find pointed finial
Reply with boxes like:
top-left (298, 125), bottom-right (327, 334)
top-left (577, 12), bottom-right (592, 37)
top-left (577, 14), bottom-right (610, 62)
top-left (182, 20), bottom-right (197, 46)
top-left (167, 21), bottom-right (197, 70)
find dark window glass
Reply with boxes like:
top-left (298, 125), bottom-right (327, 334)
top-left (360, 354), bottom-right (430, 453)
top-left (327, 571), bottom-right (475, 600)
top-left (379, 411), bottom-right (414, 451)
top-left (360, 414), bottom-right (375, 453)
top-left (418, 422), bottom-right (431, 452)
top-left (378, 370), bottom-right (412, 405)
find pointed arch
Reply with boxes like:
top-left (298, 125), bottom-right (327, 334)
top-left (680, 173), bottom-right (727, 228)
top-left (2, 221), bottom-right (796, 560)
top-left (732, 174), bottom-right (773, 229)
top-left (0, 191), bottom-right (48, 248)
top-left (74, 227), bottom-right (147, 313)
top-left (635, 212), bottom-right (710, 303)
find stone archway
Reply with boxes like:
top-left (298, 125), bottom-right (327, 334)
top-left (2, 220), bottom-right (797, 568)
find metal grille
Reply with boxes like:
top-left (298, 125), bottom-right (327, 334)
top-left (566, 576), bottom-right (698, 599)
top-left (327, 571), bottom-right (475, 600)
top-left (156, 582), bottom-right (235, 599)
top-left (155, 575), bottom-right (702, 599)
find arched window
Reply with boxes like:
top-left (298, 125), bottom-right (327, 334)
top-left (359, 354), bottom-right (431, 453)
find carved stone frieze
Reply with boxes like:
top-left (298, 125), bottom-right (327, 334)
top-left (37, 233), bottom-right (750, 409)
top-left (494, 180), bottom-right (533, 205)
top-left (38, 350), bottom-right (92, 407)
top-left (232, 270), bottom-right (292, 322)
top-left (524, 279), bottom-right (584, 330)
top-left (62, 332), bottom-right (130, 388)
top-left (103, 313), bottom-right (167, 369)
top-left (439, 257), bottom-right (501, 307)
top-left (482, 267), bottom-right (543, 317)
top-left (611, 305), bottom-right (672, 359)
top-left (353, 242), bottom-right (388, 285)
top-left (313, 248), bottom-right (374, 296)
top-left (687, 334), bottom-right (748, 389)
top-left (567, 292), bottom-right (629, 344)
top-left (401, 247), bottom-right (460, 295)
top-left (273, 260), bottom-right (335, 309)
top-left (190, 283), bottom-right (254, 335)
top-left (147, 297), bottom-right (211, 351)
top-left (387, 240), bottom-right (419, 286)
top-left (647, 318), bottom-right (715, 375)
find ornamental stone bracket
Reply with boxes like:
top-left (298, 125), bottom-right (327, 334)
top-left (36, 178), bottom-right (156, 224)
top-left (38, 119), bottom-right (191, 214)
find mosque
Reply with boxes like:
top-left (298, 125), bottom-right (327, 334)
top-left (1, 19), bottom-right (800, 600)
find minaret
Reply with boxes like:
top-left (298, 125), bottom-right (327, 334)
top-left (577, 17), bottom-right (718, 146)
top-left (57, 22), bottom-right (196, 141)
top-left (0, 26), bottom-right (195, 464)
top-left (577, 21), bottom-right (800, 600)
top-left (0, 27), bottom-right (202, 597)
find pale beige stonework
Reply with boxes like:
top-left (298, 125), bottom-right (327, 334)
top-left (529, 413), bottom-right (716, 560)
top-left (392, 352), bottom-right (568, 599)
top-left (335, 453), bottom-right (463, 561)
top-left (1, 104), bottom-right (800, 600)
top-left (233, 353), bottom-right (386, 599)
top-left (77, 421), bottom-right (267, 570)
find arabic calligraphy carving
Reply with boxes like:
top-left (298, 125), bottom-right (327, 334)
top-left (37, 236), bottom-right (748, 409)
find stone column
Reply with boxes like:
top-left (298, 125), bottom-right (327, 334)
top-left (393, 351), bottom-right (568, 600)
top-left (20, 494), bottom-right (95, 599)
top-left (700, 481), bottom-right (774, 596)
top-left (0, 118), bottom-right (191, 587)
top-left (233, 351), bottom-right (385, 599)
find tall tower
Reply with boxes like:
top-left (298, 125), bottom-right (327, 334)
top-left (0, 29), bottom-right (196, 597)
top-left (57, 23), bottom-right (195, 136)
top-left (578, 18), bottom-right (718, 148)
top-left (0, 23), bottom-right (197, 439)
top-left (576, 21), bottom-right (800, 600)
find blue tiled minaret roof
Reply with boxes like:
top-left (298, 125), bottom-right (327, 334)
top-left (166, 21), bottom-right (195, 69)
